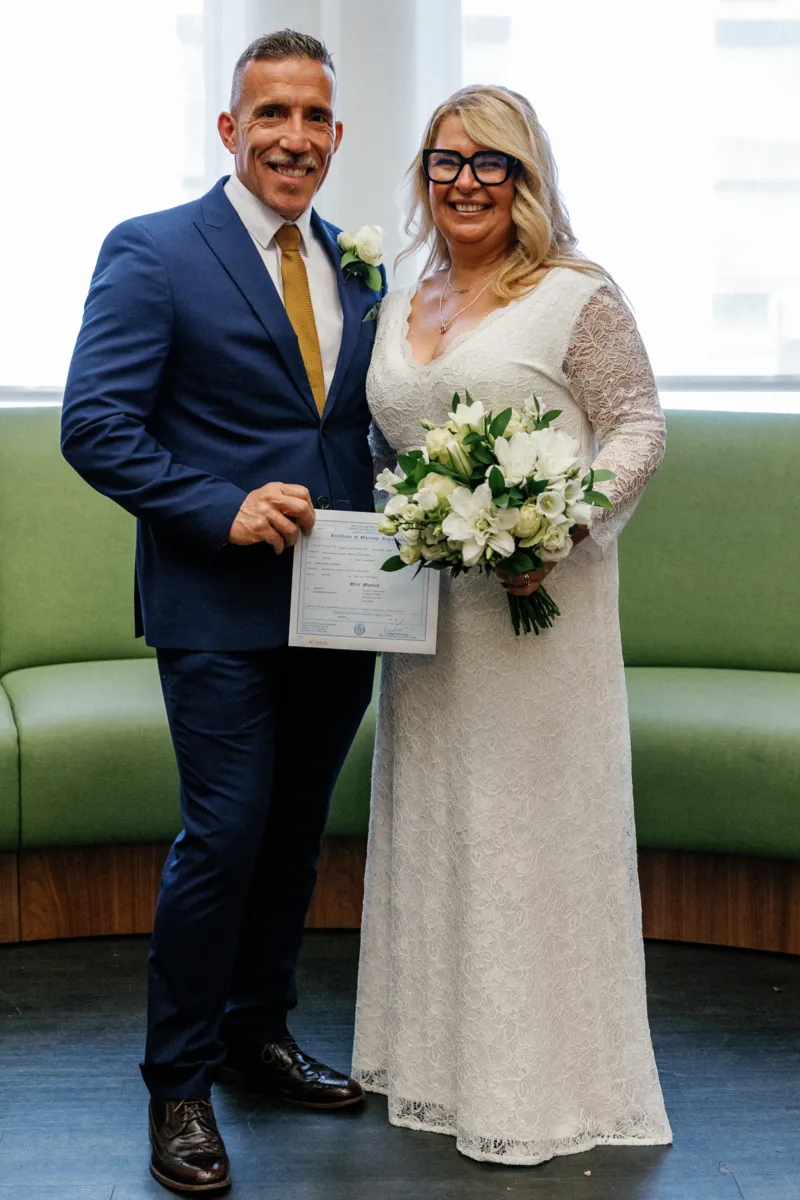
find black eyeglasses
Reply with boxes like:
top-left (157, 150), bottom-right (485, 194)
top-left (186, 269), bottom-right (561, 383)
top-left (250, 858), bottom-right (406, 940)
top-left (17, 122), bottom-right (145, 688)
top-left (422, 148), bottom-right (519, 186)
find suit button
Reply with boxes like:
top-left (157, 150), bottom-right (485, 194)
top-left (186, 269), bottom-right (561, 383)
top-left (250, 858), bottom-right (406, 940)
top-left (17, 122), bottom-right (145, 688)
top-left (317, 495), bottom-right (330, 509)
top-left (320, 424), bottom-right (329, 438)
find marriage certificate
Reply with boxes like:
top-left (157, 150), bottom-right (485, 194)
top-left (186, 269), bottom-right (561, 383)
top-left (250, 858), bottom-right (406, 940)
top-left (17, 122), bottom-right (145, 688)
top-left (288, 511), bottom-right (439, 654)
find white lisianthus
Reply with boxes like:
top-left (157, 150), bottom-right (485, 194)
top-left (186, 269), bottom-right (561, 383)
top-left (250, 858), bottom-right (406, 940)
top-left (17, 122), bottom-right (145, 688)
top-left (337, 231), bottom-right (357, 252)
top-left (441, 483), bottom-right (519, 567)
top-left (566, 500), bottom-right (593, 526)
top-left (529, 428), bottom-right (580, 479)
top-left (353, 224), bottom-right (384, 266)
top-left (535, 490), bottom-right (568, 522)
top-left (425, 427), bottom-right (451, 462)
top-left (375, 467), bottom-right (404, 495)
top-left (510, 503), bottom-right (542, 541)
top-left (378, 516), bottom-right (398, 536)
top-left (448, 400), bottom-right (486, 434)
top-left (396, 527), bottom-right (420, 546)
top-left (401, 503), bottom-right (423, 522)
top-left (493, 431), bottom-right (540, 486)
top-left (538, 524), bottom-right (573, 562)
top-left (384, 493), bottom-right (408, 517)
top-left (414, 487), bottom-right (440, 512)
top-left (418, 472), bottom-right (459, 502)
top-left (399, 542), bottom-right (421, 565)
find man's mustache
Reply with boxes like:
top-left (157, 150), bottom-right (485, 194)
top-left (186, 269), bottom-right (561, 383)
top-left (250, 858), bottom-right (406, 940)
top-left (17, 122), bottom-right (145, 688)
top-left (264, 152), bottom-right (319, 170)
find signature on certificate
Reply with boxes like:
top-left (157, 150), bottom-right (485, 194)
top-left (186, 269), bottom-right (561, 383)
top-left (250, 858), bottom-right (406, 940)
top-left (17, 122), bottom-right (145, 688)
top-left (377, 621), bottom-right (413, 639)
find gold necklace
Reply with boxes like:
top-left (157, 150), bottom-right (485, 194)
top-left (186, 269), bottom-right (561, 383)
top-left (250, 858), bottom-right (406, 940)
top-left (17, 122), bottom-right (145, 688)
top-left (438, 273), bottom-right (499, 335)
top-left (445, 265), bottom-right (501, 295)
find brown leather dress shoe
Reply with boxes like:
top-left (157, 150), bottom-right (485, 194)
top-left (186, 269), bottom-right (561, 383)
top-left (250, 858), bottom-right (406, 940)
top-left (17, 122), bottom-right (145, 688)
top-left (148, 1098), bottom-right (231, 1193)
top-left (219, 1036), bottom-right (363, 1109)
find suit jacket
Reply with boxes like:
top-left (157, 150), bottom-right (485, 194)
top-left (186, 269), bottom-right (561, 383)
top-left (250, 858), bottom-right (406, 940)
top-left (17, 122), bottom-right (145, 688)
top-left (61, 177), bottom-right (384, 649)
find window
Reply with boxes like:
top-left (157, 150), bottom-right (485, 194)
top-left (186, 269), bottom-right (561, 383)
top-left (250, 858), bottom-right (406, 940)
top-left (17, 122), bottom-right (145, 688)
top-left (0, 0), bottom-right (205, 391)
top-left (462, 0), bottom-right (800, 406)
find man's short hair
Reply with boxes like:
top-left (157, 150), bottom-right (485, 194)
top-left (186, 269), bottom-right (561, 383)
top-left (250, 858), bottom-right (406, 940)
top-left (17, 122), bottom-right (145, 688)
top-left (230, 30), bottom-right (336, 112)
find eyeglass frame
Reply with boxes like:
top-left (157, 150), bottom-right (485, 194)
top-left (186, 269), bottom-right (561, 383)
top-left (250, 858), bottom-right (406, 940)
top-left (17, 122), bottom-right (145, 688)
top-left (421, 148), bottom-right (520, 187)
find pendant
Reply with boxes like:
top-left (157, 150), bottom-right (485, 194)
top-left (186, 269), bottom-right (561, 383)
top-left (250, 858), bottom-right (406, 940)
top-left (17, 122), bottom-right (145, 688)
top-left (440, 323), bottom-right (448, 334)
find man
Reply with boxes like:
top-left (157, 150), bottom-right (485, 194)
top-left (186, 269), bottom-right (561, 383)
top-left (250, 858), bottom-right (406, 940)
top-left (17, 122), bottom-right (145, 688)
top-left (62, 30), bottom-right (382, 1193)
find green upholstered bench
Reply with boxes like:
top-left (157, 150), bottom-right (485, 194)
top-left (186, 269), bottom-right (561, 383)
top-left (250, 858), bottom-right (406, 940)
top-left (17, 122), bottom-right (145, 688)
top-left (618, 411), bottom-right (800, 862)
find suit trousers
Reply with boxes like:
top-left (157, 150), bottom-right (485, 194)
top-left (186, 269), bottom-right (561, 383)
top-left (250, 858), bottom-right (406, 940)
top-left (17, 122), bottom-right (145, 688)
top-left (140, 644), bottom-right (375, 1099)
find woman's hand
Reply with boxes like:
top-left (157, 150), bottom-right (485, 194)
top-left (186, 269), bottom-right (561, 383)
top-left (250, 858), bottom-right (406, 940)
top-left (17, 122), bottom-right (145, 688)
top-left (500, 527), bottom-right (590, 595)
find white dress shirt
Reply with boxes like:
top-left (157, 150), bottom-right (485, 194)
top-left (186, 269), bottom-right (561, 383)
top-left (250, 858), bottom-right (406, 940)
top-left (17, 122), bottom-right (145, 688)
top-left (224, 172), bottom-right (343, 398)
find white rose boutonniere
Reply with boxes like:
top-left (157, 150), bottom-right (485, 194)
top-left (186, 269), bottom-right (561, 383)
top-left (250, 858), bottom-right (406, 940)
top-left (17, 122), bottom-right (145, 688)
top-left (338, 224), bottom-right (385, 321)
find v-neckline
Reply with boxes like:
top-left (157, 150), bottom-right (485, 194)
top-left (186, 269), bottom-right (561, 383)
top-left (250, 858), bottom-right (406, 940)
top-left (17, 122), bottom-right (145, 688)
top-left (400, 268), bottom-right (561, 369)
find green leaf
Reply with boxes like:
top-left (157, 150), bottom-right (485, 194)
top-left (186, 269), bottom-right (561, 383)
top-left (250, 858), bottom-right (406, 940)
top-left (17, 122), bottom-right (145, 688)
top-left (464, 390), bottom-right (475, 407)
top-left (508, 488), bottom-right (524, 504)
top-left (470, 444), bottom-right (494, 465)
top-left (452, 392), bottom-right (461, 410)
top-left (584, 489), bottom-right (614, 509)
top-left (489, 466), bottom-right (506, 496)
top-left (339, 250), bottom-right (359, 268)
top-left (424, 461), bottom-right (461, 479)
top-left (461, 432), bottom-right (484, 447)
top-left (393, 480), bottom-right (417, 495)
top-left (526, 477), bottom-right (548, 495)
top-left (489, 408), bottom-right (513, 439)
top-left (581, 469), bottom-right (595, 489)
top-left (535, 409), bottom-right (560, 429)
top-left (591, 469), bottom-right (617, 482)
top-left (397, 451), bottom-right (424, 475)
top-left (381, 555), bottom-right (407, 572)
top-left (494, 493), bottom-right (510, 508)
top-left (365, 264), bottom-right (383, 292)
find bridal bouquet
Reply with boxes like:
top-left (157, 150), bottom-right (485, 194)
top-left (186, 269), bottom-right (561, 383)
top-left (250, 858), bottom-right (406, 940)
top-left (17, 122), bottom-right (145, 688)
top-left (375, 392), bottom-right (615, 635)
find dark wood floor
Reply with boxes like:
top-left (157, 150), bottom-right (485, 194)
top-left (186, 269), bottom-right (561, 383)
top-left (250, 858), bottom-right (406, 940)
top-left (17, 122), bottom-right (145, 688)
top-left (0, 933), bottom-right (798, 1200)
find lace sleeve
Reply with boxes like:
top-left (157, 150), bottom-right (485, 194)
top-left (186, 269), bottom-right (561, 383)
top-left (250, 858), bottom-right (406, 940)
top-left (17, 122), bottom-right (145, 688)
top-left (563, 285), bottom-right (666, 551)
top-left (369, 419), bottom-right (397, 509)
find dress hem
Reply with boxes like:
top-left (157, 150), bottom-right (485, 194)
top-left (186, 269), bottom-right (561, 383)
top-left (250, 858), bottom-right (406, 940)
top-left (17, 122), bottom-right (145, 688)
top-left (360, 1080), bottom-right (673, 1167)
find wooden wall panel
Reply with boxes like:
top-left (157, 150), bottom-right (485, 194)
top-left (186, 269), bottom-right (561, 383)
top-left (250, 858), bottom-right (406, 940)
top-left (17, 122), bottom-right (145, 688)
top-left (0, 852), bottom-right (20, 943)
top-left (7, 841), bottom-right (800, 953)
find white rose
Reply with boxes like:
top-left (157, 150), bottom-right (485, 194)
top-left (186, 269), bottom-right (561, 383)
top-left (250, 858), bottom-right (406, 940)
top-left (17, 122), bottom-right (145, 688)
top-left (384, 494), bottom-right (407, 517)
top-left (401, 503), bottom-right (423, 522)
top-left (418, 472), bottom-right (459, 501)
top-left (399, 542), bottom-right (421, 565)
top-left (566, 501), bottom-right (593, 526)
top-left (353, 224), bottom-right (384, 266)
top-left (397, 527), bottom-right (420, 546)
top-left (538, 523), bottom-right (573, 562)
top-left (420, 542), bottom-right (448, 561)
top-left (337, 231), bottom-right (357, 252)
top-left (414, 487), bottom-right (440, 512)
top-left (511, 503), bottom-right (542, 541)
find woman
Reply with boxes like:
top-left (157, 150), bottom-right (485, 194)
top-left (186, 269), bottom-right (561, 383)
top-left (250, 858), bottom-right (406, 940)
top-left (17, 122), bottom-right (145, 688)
top-left (352, 84), bottom-right (673, 1167)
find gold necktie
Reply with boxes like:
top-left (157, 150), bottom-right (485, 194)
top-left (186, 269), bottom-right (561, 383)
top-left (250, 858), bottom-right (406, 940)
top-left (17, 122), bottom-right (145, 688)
top-left (275, 224), bottom-right (326, 417)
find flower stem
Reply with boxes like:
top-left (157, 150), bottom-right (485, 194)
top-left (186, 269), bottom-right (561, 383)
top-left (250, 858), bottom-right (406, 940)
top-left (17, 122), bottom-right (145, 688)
top-left (507, 586), bottom-right (561, 636)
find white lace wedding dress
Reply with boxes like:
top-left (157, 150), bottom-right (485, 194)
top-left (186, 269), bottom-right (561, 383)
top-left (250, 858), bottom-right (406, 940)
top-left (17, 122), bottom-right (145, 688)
top-left (352, 266), bottom-right (673, 1166)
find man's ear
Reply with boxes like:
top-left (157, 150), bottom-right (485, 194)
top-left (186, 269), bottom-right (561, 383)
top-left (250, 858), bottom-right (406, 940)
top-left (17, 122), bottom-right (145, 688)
top-left (217, 111), bottom-right (237, 154)
top-left (333, 121), bottom-right (344, 155)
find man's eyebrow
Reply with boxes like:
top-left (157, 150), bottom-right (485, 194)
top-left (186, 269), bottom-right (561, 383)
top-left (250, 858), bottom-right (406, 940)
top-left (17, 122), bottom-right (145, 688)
top-left (249, 102), bottom-right (333, 120)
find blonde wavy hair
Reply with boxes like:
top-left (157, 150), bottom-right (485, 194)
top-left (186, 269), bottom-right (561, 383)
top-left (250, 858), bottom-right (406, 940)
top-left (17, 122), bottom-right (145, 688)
top-left (400, 84), bottom-right (611, 299)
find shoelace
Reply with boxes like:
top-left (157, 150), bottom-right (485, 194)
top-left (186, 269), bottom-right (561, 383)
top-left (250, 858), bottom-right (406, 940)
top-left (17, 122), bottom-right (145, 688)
top-left (172, 1100), bottom-right (218, 1149)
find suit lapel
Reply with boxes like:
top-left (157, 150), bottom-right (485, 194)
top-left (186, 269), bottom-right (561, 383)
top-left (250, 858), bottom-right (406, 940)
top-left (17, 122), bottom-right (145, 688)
top-left (312, 212), bottom-right (363, 418)
top-left (194, 179), bottom-right (320, 421)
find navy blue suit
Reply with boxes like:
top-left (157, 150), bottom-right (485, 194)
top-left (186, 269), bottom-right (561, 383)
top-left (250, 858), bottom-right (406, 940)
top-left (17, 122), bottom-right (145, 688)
top-left (62, 177), bottom-right (381, 1097)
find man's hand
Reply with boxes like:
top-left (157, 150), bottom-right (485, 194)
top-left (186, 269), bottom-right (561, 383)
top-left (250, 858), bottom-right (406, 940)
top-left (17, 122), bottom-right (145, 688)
top-left (227, 483), bottom-right (316, 553)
